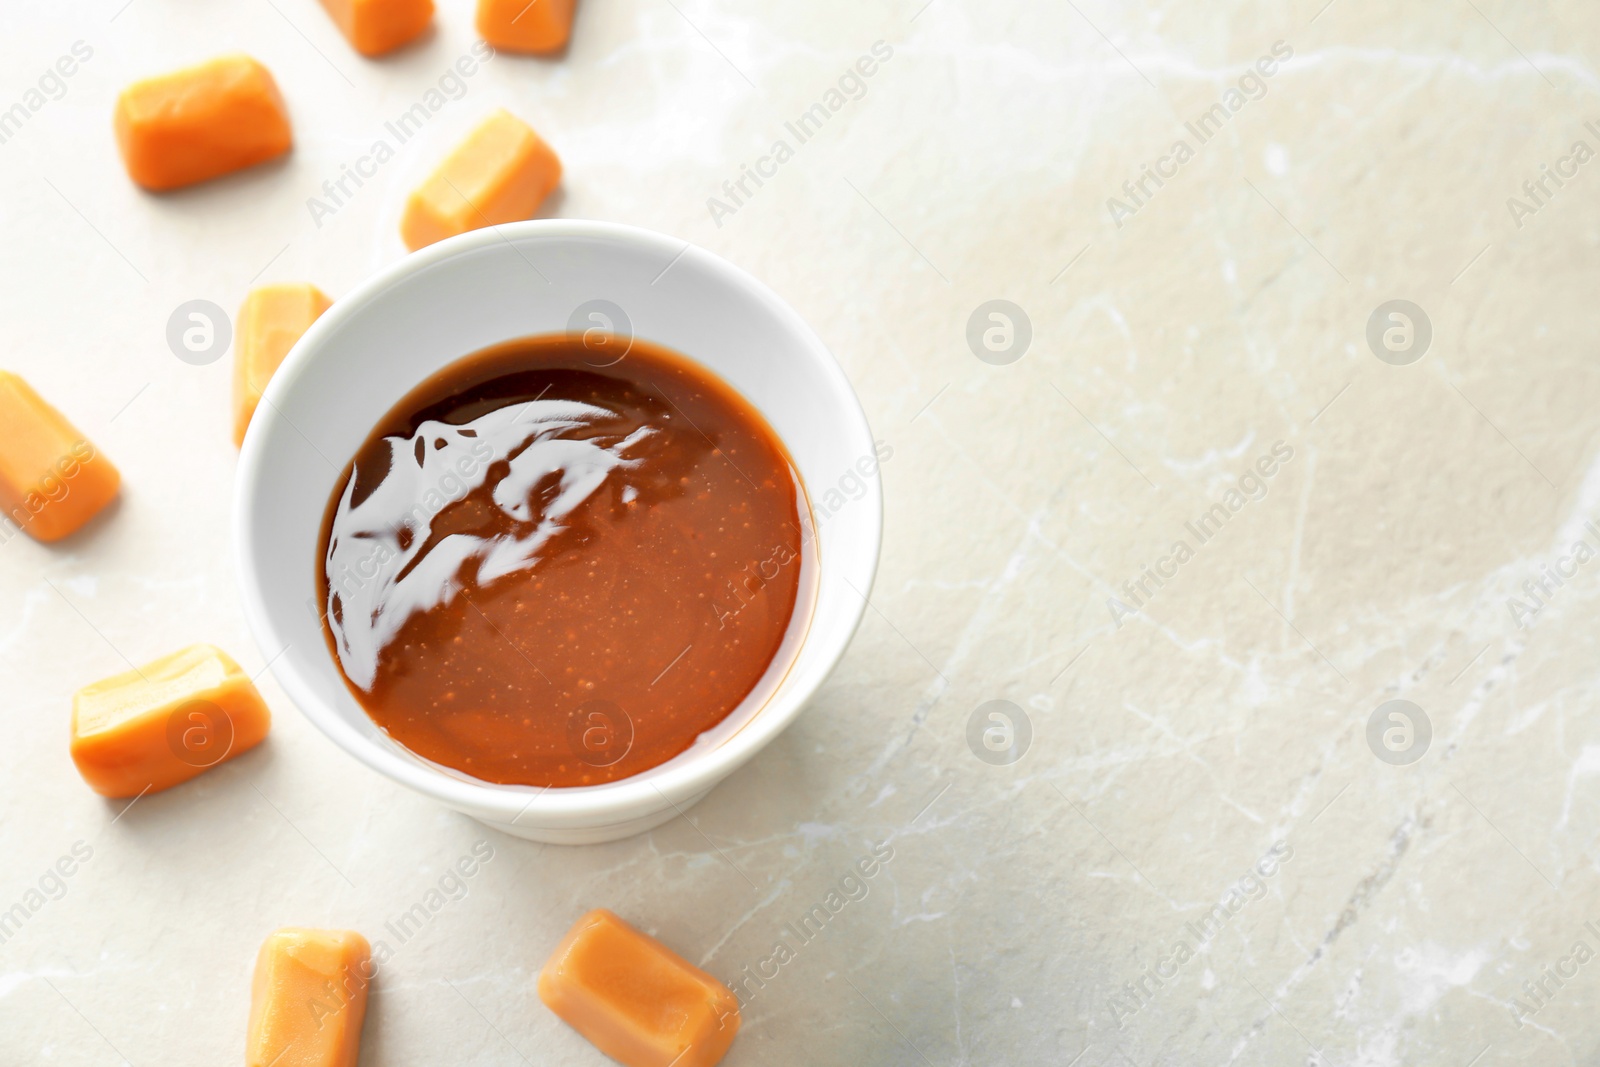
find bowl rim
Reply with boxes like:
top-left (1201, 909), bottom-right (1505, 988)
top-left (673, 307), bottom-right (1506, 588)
top-left (233, 219), bottom-right (882, 825)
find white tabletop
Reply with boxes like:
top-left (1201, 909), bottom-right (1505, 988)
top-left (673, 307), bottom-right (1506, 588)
top-left (4, 0), bottom-right (1597, 1063)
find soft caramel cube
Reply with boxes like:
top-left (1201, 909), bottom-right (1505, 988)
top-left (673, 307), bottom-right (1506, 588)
top-left (400, 109), bottom-right (561, 251)
top-left (114, 55), bottom-right (293, 191)
top-left (233, 284), bottom-right (333, 447)
top-left (0, 372), bottom-right (119, 543)
top-left (318, 0), bottom-right (434, 57)
top-left (70, 644), bottom-right (271, 797)
top-left (247, 928), bottom-right (371, 1067)
top-left (538, 910), bottom-right (740, 1067)
top-left (476, 0), bottom-right (576, 54)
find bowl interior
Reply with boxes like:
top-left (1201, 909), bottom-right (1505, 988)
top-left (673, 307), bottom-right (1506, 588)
top-left (234, 222), bottom-right (880, 824)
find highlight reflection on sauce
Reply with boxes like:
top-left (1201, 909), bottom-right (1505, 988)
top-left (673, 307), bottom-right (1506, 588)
top-left (318, 336), bottom-right (805, 787)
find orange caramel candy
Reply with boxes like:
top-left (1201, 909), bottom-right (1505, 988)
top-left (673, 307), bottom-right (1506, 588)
top-left (247, 928), bottom-right (372, 1067)
top-left (399, 109), bottom-right (561, 250)
top-left (476, 0), bottom-right (575, 54)
top-left (0, 371), bottom-right (119, 542)
top-left (539, 909), bottom-right (740, 1067)
top-left (318, 0), bottom-right (433, 57)
top-left (70, 644), bottom-right (271, 797)
top-left (233, 283), bottom-right (333, 447)
top-left (114, 55), bottom-right (292, 191)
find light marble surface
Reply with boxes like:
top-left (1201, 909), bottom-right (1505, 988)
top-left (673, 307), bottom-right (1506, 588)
top-left (5, 0), bottom-right (1600, 1063)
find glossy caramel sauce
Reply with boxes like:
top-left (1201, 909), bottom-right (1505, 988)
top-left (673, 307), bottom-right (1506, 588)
top-left (317, 336), bottom-right (805, 786)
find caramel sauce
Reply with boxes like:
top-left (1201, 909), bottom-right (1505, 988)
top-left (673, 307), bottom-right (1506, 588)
top-left (317, 336), bottom-right (805, 787)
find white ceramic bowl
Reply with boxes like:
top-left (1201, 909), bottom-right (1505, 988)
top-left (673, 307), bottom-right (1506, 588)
top-left (233, 221), bottom-right (881, 844)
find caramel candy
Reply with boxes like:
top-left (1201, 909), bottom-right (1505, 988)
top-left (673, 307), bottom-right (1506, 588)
top-left (247, 928), bottom-right (372, 1067)
top-left (539, 909), bottom-right (740, 1067)
top-left (233, 283), bottom-right (332, 447)
top-left (476, 0), bottom-right (576, 54)
top-left (0, 371), bottom-right (119, 542)
top-left (318, 0), bottom-right (433, 57)
top-left (70, 644), bottom-right (270, 797)
top-left (399, 109), bottom-right (561, 250)
top-left (114, 55), bottom-right (292, 191)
